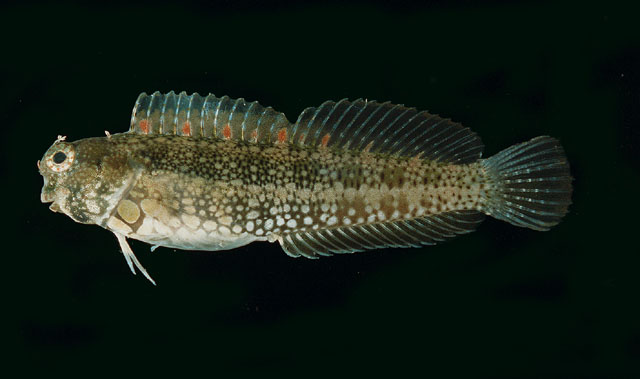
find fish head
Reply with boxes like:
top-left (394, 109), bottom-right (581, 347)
top-left (39, 135), bottom-right (137, 225)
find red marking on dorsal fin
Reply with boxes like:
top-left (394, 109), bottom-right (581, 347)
top-left (299, 134), bottom-right (305, 143)
top-left (250, 129), bottom-right (258, 142)
top-left (362, 141), bottom-right (374, 153)
top-left (139, 119), bottom-right (150, 134)
top-left (277, 128), bottom-right (287, 143)
top-left (321, 133), bottom-right (331, 147)
top-left (223, 124), bottom-right (231, 140)
top-left (182, 121), bottom-right (191, 136)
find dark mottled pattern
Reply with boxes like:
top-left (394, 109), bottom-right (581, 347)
top-left (38, 94), bottom-right (571, 277)
top-left (91, 133), bottom-right (487, 254)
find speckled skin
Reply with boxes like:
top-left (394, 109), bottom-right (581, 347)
top-left (40, 133), bottom-right (488, 252)
top-left (39, 92), bottom-right (573, 285)
top-left (40, 137), bottom-right (137, 226)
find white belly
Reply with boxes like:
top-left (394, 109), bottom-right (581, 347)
top-left (108, 214), bottom-right (266, 252)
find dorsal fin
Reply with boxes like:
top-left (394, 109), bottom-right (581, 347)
top-left (130, 94), bottom-right (484, 163)
top-left (291, 99), bottom-right (484, 163)
top-left (129, 91), bottom-right (292, 143)
top-left (278, 211), bottom-right (485, 258)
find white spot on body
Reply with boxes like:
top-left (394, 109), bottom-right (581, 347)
top-left (117, 199), bottom-right (140, 224)
top-left (136, 217), bottom-right (154, 235)
top-left (108, 217), bottom-right (132, 234)
top-left (181, 214), bottom-right (201, 229)
top-left (86, 200), bottom-right (101, 214)
top-left (203, 220), bottom-right (218, 231)
top-left (265, 219), bottom-right (274, 230)
top-left (154, 219), bottom-right (172, 235)
top-left (168, 217), bottom-right (181, 228)
top-left (286, 219), bottom-right (297, 228)
top-left (219, 216), bottom-right (233, 225)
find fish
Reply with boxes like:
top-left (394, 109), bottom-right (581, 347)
top-left (38, 91), bottom-right (572, 284)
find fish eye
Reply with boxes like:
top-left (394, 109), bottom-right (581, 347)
top-left (46, 143), bottom-right (75, 172)
top-left (53, 151), bottom-right (67, 164)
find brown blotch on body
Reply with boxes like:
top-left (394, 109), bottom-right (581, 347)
top-left (118, 199), bottom-right (141, 224)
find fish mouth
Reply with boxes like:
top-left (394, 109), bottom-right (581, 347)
top-left (41, 192), bottom-right (61, 212)
top-left (49, 201), bottom-right (61, 213)
top-left (41, 193), bottom-right (62, 213)
top-left (41, 191), bottom-right (55, 203)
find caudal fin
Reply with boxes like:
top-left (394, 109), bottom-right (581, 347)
top-left (481, 136), bottom-right (572, 231)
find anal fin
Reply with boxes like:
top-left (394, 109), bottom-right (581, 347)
top-left (278, 210), bottom-right (485, 258)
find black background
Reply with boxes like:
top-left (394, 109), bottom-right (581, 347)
top-left (3, 0), bottom-right (639, 376)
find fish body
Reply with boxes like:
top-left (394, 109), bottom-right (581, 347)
top-left (39, 92), bottom-right (572, 284)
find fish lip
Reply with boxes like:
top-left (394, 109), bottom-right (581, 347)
top-left (49, 202), bottom-right (61, 213)
top-left (40, 192), bottom-right (55, 203)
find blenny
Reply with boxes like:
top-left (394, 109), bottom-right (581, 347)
top-left (38, 91), bottom-right (572, 284)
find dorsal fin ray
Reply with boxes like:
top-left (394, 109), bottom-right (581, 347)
top-left (292, 99), bottom-right (484, 163)
top-left (129, 91), bottom-right (292, 143)
top-left (130, 93), bottom-right (483, 163)
top-left (279, 211), bottom-right (485, 258)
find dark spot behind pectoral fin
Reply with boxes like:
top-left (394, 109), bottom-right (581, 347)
top-left (278, 210), bottom-right (485, 258)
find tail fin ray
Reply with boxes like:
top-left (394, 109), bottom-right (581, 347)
top-left (481, 136), bottom-right (572, 231)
